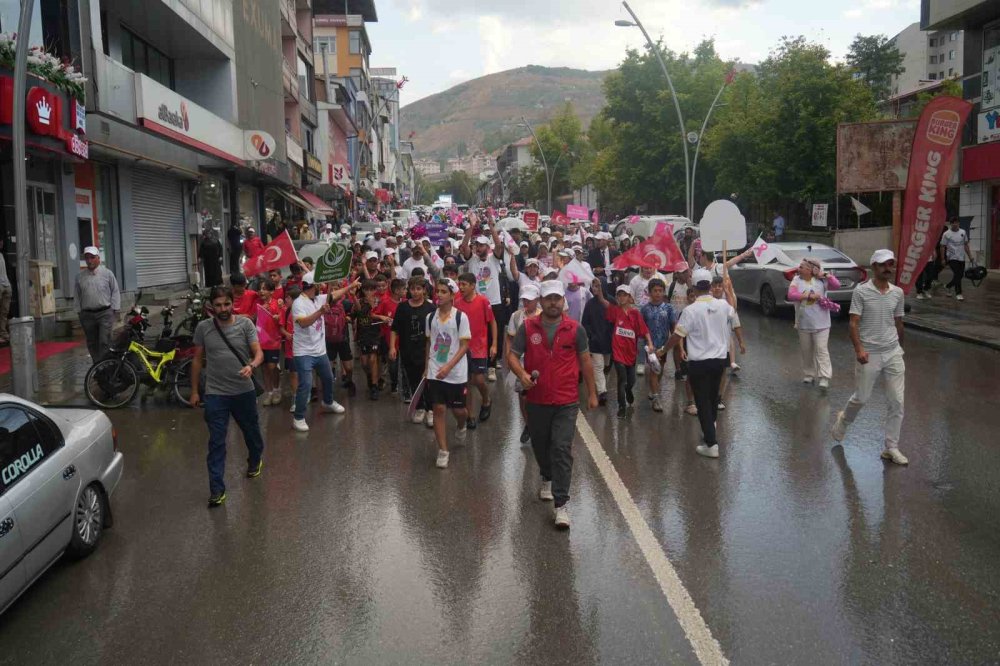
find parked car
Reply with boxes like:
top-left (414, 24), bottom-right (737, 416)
top-left (727, 243), bottom-right (867, 316)
top-left (612, 215), bottom-right (694, 242)
top-left (389, 209), bottom-right (412, 224)
top-left (0, 395), bottom-right (123, 614)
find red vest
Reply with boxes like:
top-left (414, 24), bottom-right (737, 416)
top-left (523, 315), bottom-right (581, 406)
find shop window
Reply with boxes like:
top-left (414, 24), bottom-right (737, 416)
top-left (121, 25), bottom-right (174, 89)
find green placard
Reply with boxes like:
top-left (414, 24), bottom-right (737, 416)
top-left (313, 242), bottom-right (353, 283)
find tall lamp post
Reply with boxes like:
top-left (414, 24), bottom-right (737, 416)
top-left (518, 117), bottom-right (552, 214)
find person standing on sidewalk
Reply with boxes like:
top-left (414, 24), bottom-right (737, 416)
top-left (0, 238), bottom-right (11, 343)
top-left (75, 246), bottom-right (121, 362)
top-left (508, 280), bottom-right (598, 529)
top-left (659, 269), bottom-right (736, 459)
top-left (189, 286), bottom-right (265, 507)
top-left (831, 250), bottom-right (909, 465)
top-left (939, 217), bottom-right (974, 302)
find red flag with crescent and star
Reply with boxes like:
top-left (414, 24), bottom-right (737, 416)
top-left (243, 230), bottom-right (298, 276)
top-left (611, 225), bottom-right (685, 271)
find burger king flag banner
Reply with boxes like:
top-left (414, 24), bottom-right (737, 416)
top-left (896, 96), bottom-right (972, 294)
top-left (242, 231), bottom-right (298, 276)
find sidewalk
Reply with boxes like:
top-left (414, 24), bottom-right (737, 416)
top-left (905, 267), bottom-right (1000, 350)
top-left (0, 337), bottom-right (93, 405)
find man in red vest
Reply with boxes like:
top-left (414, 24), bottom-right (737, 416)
top-left (508, 280), bottom-right (598, 529)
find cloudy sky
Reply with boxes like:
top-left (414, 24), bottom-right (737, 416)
top-left (365, 0), bottom-right (920, 105)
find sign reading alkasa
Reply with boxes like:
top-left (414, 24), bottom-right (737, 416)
top-left (0, 74), bottom-right (88, 159)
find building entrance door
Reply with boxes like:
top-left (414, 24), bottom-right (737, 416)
top-left (27, 183), bottom-right (61, 297)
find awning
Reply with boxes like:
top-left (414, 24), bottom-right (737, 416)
top-left (296, 188), bottom-right (335, 215)
top-left (269, 188), bottom-right (318, 213)
top-left (962, 142), bottom-right (1000, 183)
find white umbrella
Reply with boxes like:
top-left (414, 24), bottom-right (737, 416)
top-left (498, 217), bottom-right (529, 232)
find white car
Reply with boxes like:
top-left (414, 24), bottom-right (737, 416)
top-left (0, 395), bottom-right (123, 613)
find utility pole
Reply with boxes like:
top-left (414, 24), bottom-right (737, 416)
top-left (520, 116), bottom-right (552, 214)
top-left (11, 0), bottom-right (38, 398)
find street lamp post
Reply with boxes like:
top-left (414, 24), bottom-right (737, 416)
top-left (518, 116), bottom-right (554, 214)
top-left (689, 81), bottom-right (730, 220)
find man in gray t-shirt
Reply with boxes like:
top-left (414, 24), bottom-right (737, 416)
top-left (190, 286), bottom-right (265, 507)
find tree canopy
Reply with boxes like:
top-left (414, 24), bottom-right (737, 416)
top-left (846, 34), bottom-right (905, 101)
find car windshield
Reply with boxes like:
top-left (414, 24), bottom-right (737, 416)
top-left (782, 248), bottom-right (851, 264)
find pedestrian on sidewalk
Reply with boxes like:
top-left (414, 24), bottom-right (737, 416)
top-left (0, 238), bottom-right (11, 343)
top-left (426, 278), bottom-right (471, 469)
top-left (189, 286), bottom-right (265, 507)
top-left (455, 272), bottom-right (496, 430)
top-left (831, 250), bottom-right (909, 465)
top-left (242, 227), bottom-right (265, 262)
top-left (594, 284), bottom-right (654, 418)
top-left (660, 269), bottom-right (737, 458)
top-left (75, 246), bottom-right (121, 362)
top-left (939, 217), bottom-right (974, 301)
top-left (640, 278), bottom-right (677, 413)
top-left (582, 278), bottom-right (613, 406)
top-left (508, 279), bottom-right (598, 530)
top-left (391, 275), bottom-right (437, 427)
top-left (291, 273), bottom-right (354, 431)
top-left (787, 257), bottom-right (840, 388)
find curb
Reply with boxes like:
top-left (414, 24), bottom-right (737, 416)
top-left (904, 320), bottom-right (1000, 351)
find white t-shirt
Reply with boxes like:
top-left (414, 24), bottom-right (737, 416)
top-left (669, 281), bottom-right (689, 313)
top-left (518, 273), bottom-right (539, 291)
top-left (940, 229), bottom-right (968, 262)
top-left (292, 295), bottom-right (326, 356)
top-left (628, 272), bottom-right (666, 307)
top-left (790, 276), bottom-right (832, 331)
top-left (465, 253), bottom-right (506, 305)
top-left (401, 256), bottom-right (429, 278)
top-left (674, 295), bottom-right (736, 361)
top-left (426, 308), bottom-right (472, 385)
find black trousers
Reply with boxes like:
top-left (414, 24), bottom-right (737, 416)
top-left (915, 261), bottom-right (939, 293)
top-left (526, 403), bottom-right (578, 508)
top-left (947, 260), bottom-right (965, 295)
top-left (688, 358), bottom-right (728, 446)
top-left (614, 362), bottom-right (636, 406)
top-left (401, 355), bottom-right (429, 411)
top-left (490, 303), bottom-right (508, 368)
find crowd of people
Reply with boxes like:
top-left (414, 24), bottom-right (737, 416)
top-left (186, 207), bottom-right (913, 526)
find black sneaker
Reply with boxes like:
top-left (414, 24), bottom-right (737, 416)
top-left (347, 381), bottom-right (357, 397)
top-left (674, 371), bottom-right (686, 381)
top-left (479, 402), bottom-right (492, 422)
top-left (369, 387), bottom-right (379, 401)
top-left (519, 427), bottom-right (531, 444)
top-left (617, 406), bottom-right (626, 418)
top-left (390, 385), bottom-right (398, 394)
top-left (247, 460), bottom-right (263, 479)
top-left (208, 491), bottom-right (226, 507)
top-left (598, 392), bottom-right (607, 406)
top-left (467, 417), bottom-right (478, 430)
top-left (625, 387), bottom-right (635, 405)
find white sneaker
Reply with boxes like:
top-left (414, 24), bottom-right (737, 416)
top-left (731, 363), bottom-right (741, 373)
top-left (436, 450), bottom-right (450, 468)
top-left (695, 444), bottom-right (720, 458)
top-left (831, 410), bottom-right (847, 441)
top-left (425, 411), bottom-right (434, 427)
top-left (322, 400), bottom-right (346, 414)
top-left (539, 481), bottom-right (554, 501)
top-left (636, 363), bottom-right (646, 376)
top-left (455, 425), bottom-right (467, 441)
top-left (289, 403), bottom-right (296, 413)
top-left (956, 294), bottom-right (965, 301)
top-left (925, 292), bottom-right (932, 299)
top-left (272, 389), bottom-right (282, 405)
top-left (487, 367), bottom-right (497, 382)
top-left (802, 376), bottom-right (814, 384)
top-left (685, 403), bottom-right (698, 416)
top-left (553, 505), bottom-right (570, 529)
top-left (292, 418), bottom-right (309, 432)
top-left (916, 293), bottom-right (926, 300)
top-left (412, 409), bottom-right (426, 424)
top-left (818, 378), bottom-right (829, 389)
top-left (260, 391), bottom-right (272, 406)
top-left (881, 448), bottom-right (909, 465)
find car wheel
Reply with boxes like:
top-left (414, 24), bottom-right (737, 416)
top-left (67, 484), bottom-right (105, 559)
top-left (760, 284), bottom-right (777, 317)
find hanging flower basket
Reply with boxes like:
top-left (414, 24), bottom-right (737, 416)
top-left (0, 33), bottom-right (87, 102)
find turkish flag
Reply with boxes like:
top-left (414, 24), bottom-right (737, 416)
top-left (243, 230), bottom-right (298, 276)
top-left (611, 228), bottom-right (685, 272)
top-left (551, 210), bottom-right (569, 225)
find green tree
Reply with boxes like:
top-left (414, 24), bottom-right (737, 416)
top-left (846, 34), bottom-right (904, 101)
top-left (527, 103), bottom-right (588, 211)
top-left (906, 78), bottom-right (963, 117)
top-left (441, 170), bottom-right (480, 205)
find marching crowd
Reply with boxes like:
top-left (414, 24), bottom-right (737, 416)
top-left (187, 208), bottom-right (912, 528)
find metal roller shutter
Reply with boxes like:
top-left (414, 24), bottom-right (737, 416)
top-left (132, 168), bottom-right (187, 287)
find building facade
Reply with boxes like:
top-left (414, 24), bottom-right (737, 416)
top-left (891, 22), bottom-right (965, 98)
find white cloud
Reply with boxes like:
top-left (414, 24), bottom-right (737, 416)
top-left (407, 4), bottom-right (423, 21)
top-left (478, 16), bottom-right (514, 75)
top-left (449, 69), bottom-right (470, 79)
top-left (843, 8), bottom-right (864, 18)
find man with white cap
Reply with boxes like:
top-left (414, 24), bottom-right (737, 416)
top-left (320, 223), bottom-right (336, 243)
top-left (362, 250), bottom-right (381, 279)
top-left (831, 249), bottom-right (908, 465)
top-left (587, 232), bottom-right (619, 280)
top-left (508, 279), bottom-right (597, 529)
top-left (75, 245), bottom-right (121, 361)
top-left (660, 268), bottom-right (736, 458)
top-left (290, 271), bottom-right (348, 432)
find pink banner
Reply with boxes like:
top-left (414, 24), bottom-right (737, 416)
top-left (566, 204), bottom-right (588, 220)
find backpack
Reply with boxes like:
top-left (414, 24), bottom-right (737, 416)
top-left (324, 302), bottom-right (348, 343)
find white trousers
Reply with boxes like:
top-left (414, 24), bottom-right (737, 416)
top-left (798, 328), bottom-right (832, 380)
top-left (591, 353), bottom-right (609, 395)
top-left (842, 347), bottom-right (905, 450)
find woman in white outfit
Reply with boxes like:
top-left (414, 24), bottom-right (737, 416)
top-left (787, 257), bottom-right (840, 388)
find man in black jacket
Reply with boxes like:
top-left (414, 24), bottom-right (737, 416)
top-left (587, 232), bottom-right (619, 279)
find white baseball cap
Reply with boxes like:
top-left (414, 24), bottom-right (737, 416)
top-left (871, 249), bottom-right (895, 264)
top-left (365, 251), bottom-right (379, 260)
top-left (693, 268), bottom-right (713, 287)
top-left (302, 271), bottom-right (316, 285)
top-left (444, 278), bottom-right (459, 293)
top-left (540, 227), bottom-right (551, 234)
top-left (520, 283), bottom-right (541, 301)
top-left (83, 245), bottom-right (100, 256)
top-left (540, 280), bottom-right (565, 297)
top-left (615, 284), bottom-right (631, 295)
top-left (474, 235), bottom-right (490, 245)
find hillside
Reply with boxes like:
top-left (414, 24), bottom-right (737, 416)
top-left (400, 66), bottom-right (610, 160)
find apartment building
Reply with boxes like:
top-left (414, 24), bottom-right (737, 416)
top-left (891, 22), bottom-right (965, 98)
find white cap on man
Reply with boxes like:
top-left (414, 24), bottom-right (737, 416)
top-left (474, 235), bottom-right (491, 245)
top-left (520, 283), bottom-right (541, 301)
top-left (365, 250), bottom-right (379, 261)
top-left (83, 246), bottom-right (100, 257)
top-left (693, 268), bottom-right (713, 289)
top-left (302, 271), bottom-right (316, 286)
top-left (871, 249), bottom-right (895, 264)
top-left (540, 280), bottom-right (565, 297)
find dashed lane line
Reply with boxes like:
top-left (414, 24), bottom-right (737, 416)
top-left (576, 413), bottom-right (729, 666)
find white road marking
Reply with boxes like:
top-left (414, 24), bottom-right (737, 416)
top-left (576, 413), bottom-right (729, 666)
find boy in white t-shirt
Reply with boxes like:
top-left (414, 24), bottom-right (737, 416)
top-left (425, 278), bottom-right (472, 469)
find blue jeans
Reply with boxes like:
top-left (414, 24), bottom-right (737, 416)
top-left (294, 354), bottom-right (335, 419)
top-left (204, 391), bottom-right (265, 495)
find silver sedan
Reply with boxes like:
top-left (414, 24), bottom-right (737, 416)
top-left (0, 395), bottom-right (123, 613)
top-left (727, 243), bottom-right (868, 316)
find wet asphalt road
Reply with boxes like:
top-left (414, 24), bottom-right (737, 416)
top-left (2, 307), bottom-right (999, 665)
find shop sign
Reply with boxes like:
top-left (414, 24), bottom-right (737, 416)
top-left (306, 151), bottom-right (323, 178)
top-left (0, 77), bottom-right (90, 159)
top-left (982, 45), bottom-right (1000, 112)
top-left (244, 130), bottom-right (276, 160)
top-left (977, 109), bottom-right (1000, 144)
top-left (75, 189), bottom-right (94, 219)
top-left (811, 203), bottom-right (828, 227)
top-left (286, 135), bottom-right (304, 166)
top-left (330, 163), bottom-right (351, 189)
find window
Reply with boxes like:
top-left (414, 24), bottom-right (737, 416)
top-left (951, 31), bottom-right (958, 41)
top-left (0, 407), bottom-right (62, 496)
top-left (949, 50), bottom-right (955, 60)
top-left (350, 67), bottom-right (363, 89)
top-left (929, 38), bottom-right (936, 47)
top-left (949, 68), bottom-right (954, 76)
top-left (349, 29), bottom-right (361, 54)
top-left (315, 35), bottom-right (336, 56)
top-left (929, 55), bottom-right (937, 64)
top-left (297, 55), bottom-right (314, 102)
top-left (939, 71), bottom-right (945, 79)
top-left (929, 72), bottom-right (937, 80)
top-left (303, 125), bottom-right (314, 153)
top-left (121, 26), bottom-right (173, 89)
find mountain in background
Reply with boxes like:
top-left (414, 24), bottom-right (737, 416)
top-left (401, 65), bottom-right (610, 161)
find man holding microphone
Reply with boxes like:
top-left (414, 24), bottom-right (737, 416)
top-left (508, 280), bottom-right (598, 530)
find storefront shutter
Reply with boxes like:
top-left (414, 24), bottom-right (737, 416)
top-left (132, 168), bottom-right (187, 288)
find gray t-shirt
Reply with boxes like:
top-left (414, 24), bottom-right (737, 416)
top-left (193, 317), bottom-right (259, 396)
top-left (849, 280), bottom-right (904, 354)
top-left (511, 319), bottom-right (589, 356)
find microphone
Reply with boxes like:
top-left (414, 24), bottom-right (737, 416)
top-left (530, 371), bottom-right (539, 381)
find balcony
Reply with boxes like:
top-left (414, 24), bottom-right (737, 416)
top-left (91, 52), bottom-right (138, 122)
top-left (283, 60), bottom-right (300, 102)
top-left (280, 0), bottom-right (297, 37)
top-left (297, 32), bottom-right (313, 59)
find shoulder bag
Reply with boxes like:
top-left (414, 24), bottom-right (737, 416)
top-left (213, 318), bottom-right (265, 397)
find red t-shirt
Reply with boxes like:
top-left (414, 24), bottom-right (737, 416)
top-left (374, 298), bottom-right (400, 347)
top-left (256, 298), bottom-right (283, 350)
top-left (281, 307), bottom-right (295, 359)
top-left (455, 294), bottom-right (495, 359)
top-left (233, 290), bottom-right (259, 320)
top-left (606, 304), bottom-right (649, 366)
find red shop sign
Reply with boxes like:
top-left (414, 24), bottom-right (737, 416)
top-left (0, 75), bottom-right (88, 159)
